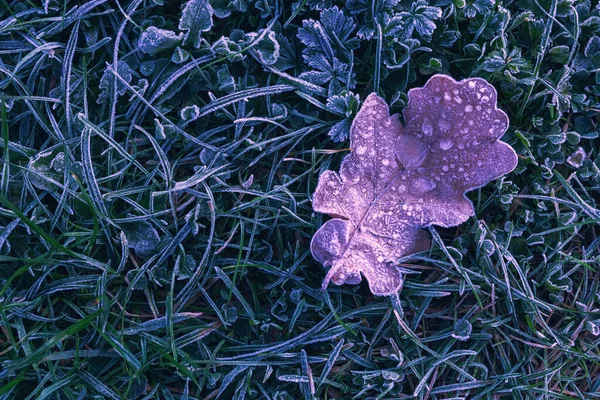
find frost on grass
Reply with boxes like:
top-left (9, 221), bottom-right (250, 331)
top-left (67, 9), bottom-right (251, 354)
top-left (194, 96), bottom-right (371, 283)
top-left (311, 74), bottom-right (518, 296)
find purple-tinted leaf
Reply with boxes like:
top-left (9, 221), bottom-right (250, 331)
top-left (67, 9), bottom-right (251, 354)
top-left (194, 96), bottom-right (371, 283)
top-left (311, 74), bottom-right (518, 296)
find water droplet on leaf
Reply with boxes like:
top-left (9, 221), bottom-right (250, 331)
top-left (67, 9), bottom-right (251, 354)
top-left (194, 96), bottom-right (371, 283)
top-left (396, 135), bottom-right (428, 170)
top-left (411, 177), bottom-right (436, 193)
top-left (439, 138), bottom-right (454, 150)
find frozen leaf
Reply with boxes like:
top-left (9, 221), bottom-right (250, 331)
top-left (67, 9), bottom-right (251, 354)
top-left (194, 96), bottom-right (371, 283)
top-left (210, 0), bottom-right (247, 18)
top-left (180, 105), bottom-right (201, 122)
top-left (138, 26), bottom-right (183, 55)
top-left (463, 0), bottom-right (494, 18)
top-left (28, 150), bottom-right (79, 192)
top-left (328, 118), bottom-right (353, 142)
top-left (171, 46), bottom-right (190, 63)
top-left (274, 34), bottom-right (300, 71)
top-left (297, 6), bottom-right (359, 59)
top-left (211, 36), bottom-right (243, 60)
top-left (393, 0), bottom-right (442, 39)
top-left (452, 319), bottom-right (473, 341)
top-left (247, 29), bottom-right (280, 65)
top-left (567, 147), bottom-right (587, 168)
top-left (311, 74), bottom-right (518, 296)
top-left (326, 92), bottom-right (360, 117)
top-left (326, 92), bottom-right (361, 142)
top-left (299, 54), bottom-right (352, 96)
top-left (97, 60), bottom-right (133, 104)
top-left (122, 221), bottom-right (160, 258)
top-left (179, 0), bottom-right (214, 48)
top-left (217, 65), bottom-right (236, 92)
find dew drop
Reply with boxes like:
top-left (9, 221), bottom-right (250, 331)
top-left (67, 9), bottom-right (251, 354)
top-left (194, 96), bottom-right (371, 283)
top-left (438, 119), bottom-right (451, 132)
top-left (439, 138), bottom-right (454, 150)
top-left (396, 135), bottom-right (428, 170)
top-left (442, 165), bottom-right (449, 172)
top-left (411, 177), bottom-right (436, 193)
top-left (362, 126), bottom-right (374, 137)
top-left (421, 119), bottom-right (433, 136)
top-left (356, 145), bottom-right (367, 155)
top-left (465, 105), bottom-right (473, 112)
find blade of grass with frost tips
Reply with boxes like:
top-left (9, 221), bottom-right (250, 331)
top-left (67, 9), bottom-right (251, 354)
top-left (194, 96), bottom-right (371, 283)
top-left (0, 217), bottom-right (19, 249)
top-left (196, 85), bottom-right (296, 118)
top-left (148, 55), bottom-right (214, 104)
top-left (118, 313), bottom-right (202, 335)
top-left (77, 114), bottom-right (151, 176)
top-left (413, 350), bottom-right (478, 397)
top-left (170, 164), bottom-right (230, 192)
top-left (37, 0), bottom-right (108, 38)
top-left (91, 324), bottom-right (142, 370)
top-left (62, 19), bottom-right (79, 139)
top-left (316, 339), bottom-right (344, 392)
top-left (102, 63), bottom-right (218, 151)
top-left (266, 66), bottom-right (328, 96)
top-left (126, 218), bottom-right (193, 290)
top-left (174, 186), bottom-right (216, 310)
top-left (214, 266), bottom-right (256, 321)
top-left (217, 314), bottom-right (334, 361)
top-left (554, 170), bottom-right (600, 219)
top-left (78, 371), bottom-right (121, 400)
top-left (0, 100), bottom-right (8, 197)
top-left (2, 308), bottom-right (102, 373)
top-left (0, 195), bottom-right (104, 269)
top-left (429, 227), bottom-right (483, 306)
top-left (33, 376), bottom-right (73, 400)
top-left (217, 365), bottom-right (250, 399)
top-left (300, 349), bottom-right (315, 399)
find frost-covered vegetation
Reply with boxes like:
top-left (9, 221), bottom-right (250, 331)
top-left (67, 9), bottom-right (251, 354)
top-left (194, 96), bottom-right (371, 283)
top-left (1, 0), bottom-right (599, 398)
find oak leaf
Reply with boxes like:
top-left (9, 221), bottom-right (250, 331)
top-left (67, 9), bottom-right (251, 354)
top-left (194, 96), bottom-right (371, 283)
top-left (311, 74), bottom-right (518, 296)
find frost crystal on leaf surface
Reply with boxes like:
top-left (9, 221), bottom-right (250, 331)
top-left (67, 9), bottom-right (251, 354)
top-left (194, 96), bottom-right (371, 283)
top-left (311, 74), bottom-right (518, 296)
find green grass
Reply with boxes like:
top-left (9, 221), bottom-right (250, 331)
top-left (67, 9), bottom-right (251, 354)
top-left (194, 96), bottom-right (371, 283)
top-left (1, 0), bottom-right (600, 398)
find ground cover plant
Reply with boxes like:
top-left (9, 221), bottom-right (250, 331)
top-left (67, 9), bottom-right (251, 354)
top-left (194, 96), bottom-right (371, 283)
top-left (0, 0), bottom-right (599, 398)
